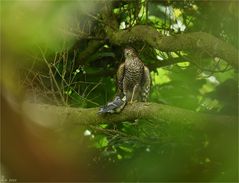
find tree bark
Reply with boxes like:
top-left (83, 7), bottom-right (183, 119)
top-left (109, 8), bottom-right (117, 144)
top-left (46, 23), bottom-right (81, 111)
top-left (105, 25), bottom-right (238, 69)
top-left (22, 102), bottom-right (237, 134)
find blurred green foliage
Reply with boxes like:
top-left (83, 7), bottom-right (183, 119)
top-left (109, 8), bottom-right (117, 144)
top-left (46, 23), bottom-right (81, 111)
top-left (1, 0), bottom-right (238, 182)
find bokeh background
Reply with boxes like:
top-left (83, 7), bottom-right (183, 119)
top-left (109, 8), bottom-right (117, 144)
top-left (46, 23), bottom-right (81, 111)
top-left (1, 0), bottom-right (238, 182)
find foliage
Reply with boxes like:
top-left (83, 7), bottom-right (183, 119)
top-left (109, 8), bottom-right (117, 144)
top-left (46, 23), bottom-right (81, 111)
top-left (1, 0), bottom-right (238, 182)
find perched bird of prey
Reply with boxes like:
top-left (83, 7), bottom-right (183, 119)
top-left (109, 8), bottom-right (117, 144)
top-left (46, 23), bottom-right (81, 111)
top-left (98, 47), bottom-right (150, 114)
top-left (117, 47), bottom-right (151, 102)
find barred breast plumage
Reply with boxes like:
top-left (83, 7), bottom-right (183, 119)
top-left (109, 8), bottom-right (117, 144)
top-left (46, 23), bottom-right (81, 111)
top-left (98, 47), bottom-right (151, 114)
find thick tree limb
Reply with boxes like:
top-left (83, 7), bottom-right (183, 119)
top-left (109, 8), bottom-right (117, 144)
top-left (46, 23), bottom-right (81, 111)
top-left (105, 25), bottom-right (238, 69)
top-left (23, 102), bottom-right (237, 133)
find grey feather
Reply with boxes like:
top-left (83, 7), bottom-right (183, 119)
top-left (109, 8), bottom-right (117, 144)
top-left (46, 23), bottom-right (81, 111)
top-left (98, 96), bottom-right (126, 114)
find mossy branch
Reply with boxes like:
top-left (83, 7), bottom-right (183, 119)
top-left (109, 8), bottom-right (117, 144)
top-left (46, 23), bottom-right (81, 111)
top-left (105, 25), bottom-right (238, 69)
top-left (23, 102), bottom-right (237, 133)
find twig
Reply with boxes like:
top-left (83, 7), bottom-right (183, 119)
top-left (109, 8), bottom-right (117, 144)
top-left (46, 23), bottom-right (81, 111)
top-left (53, 64), bottom-right (100, 106)
top-left (38, 47), bottom-right (66, 105)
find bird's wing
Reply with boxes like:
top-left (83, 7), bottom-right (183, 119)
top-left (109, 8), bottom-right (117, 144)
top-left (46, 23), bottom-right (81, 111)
top-left (141, 66), bottom-right (151, 102)
top-left (98, 96), bottom-right (126, 114)
top-left (116, 63), bottom-right (125, 97)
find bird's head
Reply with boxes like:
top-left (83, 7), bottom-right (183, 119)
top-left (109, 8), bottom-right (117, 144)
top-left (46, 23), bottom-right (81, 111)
top-left (124, 47), bottom-right (137, 59)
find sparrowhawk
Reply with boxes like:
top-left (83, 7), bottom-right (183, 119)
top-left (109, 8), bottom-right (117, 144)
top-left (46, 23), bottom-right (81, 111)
top-left (99, 47), bottom-right (150, 114)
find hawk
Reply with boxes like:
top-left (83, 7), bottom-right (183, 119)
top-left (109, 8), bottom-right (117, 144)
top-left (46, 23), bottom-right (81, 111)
top-left (99, 47), bottom-right (150, 114)
top-left (116, 47), bottom-right (151, 103)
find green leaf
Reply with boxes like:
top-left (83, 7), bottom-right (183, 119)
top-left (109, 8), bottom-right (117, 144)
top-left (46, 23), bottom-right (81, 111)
top-left (119, 145), bottom-right (133, 153)
top-left (99, 124), bottom-right (108, 129)
top-left (94, 136), bottom-right (109, 149)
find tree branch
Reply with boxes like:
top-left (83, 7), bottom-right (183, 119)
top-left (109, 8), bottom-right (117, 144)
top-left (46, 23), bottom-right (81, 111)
top-left (23, 102), bottom-right (237, 133)
top-left (105, 25), bottom-right (238, 69)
